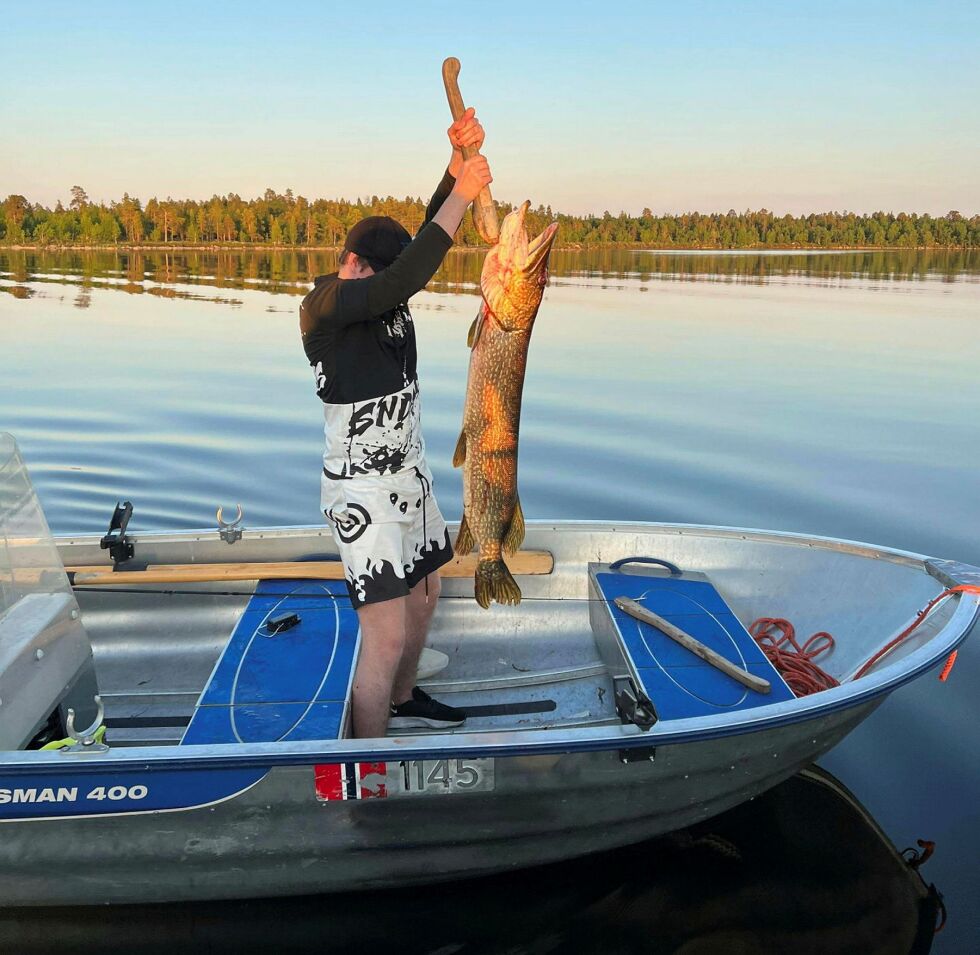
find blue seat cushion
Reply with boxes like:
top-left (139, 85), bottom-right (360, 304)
top-left (182, 579), bottom-right (359, 745)
top-left (595, 571), bottom-right (794, 719)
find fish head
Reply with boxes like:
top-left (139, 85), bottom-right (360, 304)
top-left (480, 201), bottom-right (559, 330)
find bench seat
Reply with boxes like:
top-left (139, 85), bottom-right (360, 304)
top-left (181, 579), bottom-right (359, 745)
top-left (589, 562), bottom-right (794, 720)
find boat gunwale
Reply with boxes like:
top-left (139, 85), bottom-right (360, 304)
top-left (54, 518), bottom-right (936, 570)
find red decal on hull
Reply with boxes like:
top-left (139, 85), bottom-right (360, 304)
top-left (314, 763), bottom-right (388, 800)
top-left (357, 762), bottom-right (388, 799)
top-left (314, 764), bottom-right (347, 801)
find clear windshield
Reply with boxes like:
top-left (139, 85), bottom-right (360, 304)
top-left (0, 433), bottom-right (73, 619)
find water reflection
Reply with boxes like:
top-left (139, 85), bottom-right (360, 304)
top-left (1, 248), bottom-right (978, 302)
top-left (0, 767), bottom-right (942, 954)
top-left (0, 246), bottom-right (976, 954)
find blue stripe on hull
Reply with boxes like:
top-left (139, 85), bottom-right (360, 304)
top-left (0, 768), bottom-right (266, 821)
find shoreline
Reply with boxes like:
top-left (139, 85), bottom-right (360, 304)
top-left (2, 243), bottom-right (976, 253)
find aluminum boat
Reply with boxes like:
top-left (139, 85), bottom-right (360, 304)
top-left (1, 432), bottom-right (976, 906)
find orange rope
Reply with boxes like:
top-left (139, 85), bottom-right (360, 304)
top-left (749, 618), bottom-right (840, 696)
top-left (852, 585), bottom-right (980, 680)
top-left (751, 584), bottom-right (979, 694)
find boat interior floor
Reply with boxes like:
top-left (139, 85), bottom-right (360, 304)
top-left (68, 557), bottom-right (956, 749)
top-left (78, 585), bottom-right (621, 748)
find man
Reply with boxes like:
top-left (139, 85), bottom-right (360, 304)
top-left (300, 109), bottom-right (491, 738)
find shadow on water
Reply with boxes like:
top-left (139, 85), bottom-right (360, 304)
top-left (0, 767), bottom-right (943, 955)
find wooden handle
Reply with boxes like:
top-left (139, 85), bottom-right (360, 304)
top-left (442, 56), bottom-right (499, 245)
top-left (67, 550), bottom-right (554, 586)
top-left (614, 597), bottom-right (771, 694)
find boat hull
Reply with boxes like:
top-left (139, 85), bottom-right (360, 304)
top-left (0, 701), bottom-right (877, 906)
top-left (0, 518), bottom-right (975, 906)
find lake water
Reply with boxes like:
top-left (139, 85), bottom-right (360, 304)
top-left (1, 247), bottom-right (978, 951)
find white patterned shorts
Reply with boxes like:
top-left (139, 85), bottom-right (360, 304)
top-left (321, 462), bottom-right (453, 608)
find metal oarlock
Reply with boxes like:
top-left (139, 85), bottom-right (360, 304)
top-left (61, 695), bottom-right (109, 754)
top-left (217, 504), bottom-right (244, 544)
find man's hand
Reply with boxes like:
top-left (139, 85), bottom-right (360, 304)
top-left (448, 107), bottom-right (485, 177)
top-left (432, 155), bottom-right (493, 239)
top-left (451, 156), bottom-right (492, 203)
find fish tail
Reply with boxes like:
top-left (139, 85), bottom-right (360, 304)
top-left (474, 559), bottom-right (522, 609)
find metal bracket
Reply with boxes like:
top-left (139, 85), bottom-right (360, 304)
top-left (100, 501), bottom-right (136, 567)
top-left (60, 695), bottom-right (109, 754)
top-left (619, 745), bottom-right (657, 764)
top-left (217, 504), bottom-right (244, 544)
top-left (614, 676), bottom-right (657, 731)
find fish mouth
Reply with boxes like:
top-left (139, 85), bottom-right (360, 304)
top-left (501, 200), bottom-right (558, 277)
top-left (482, 202), bottom-right (559, 314)
top-left (523, 220), bottom-right (559, 277)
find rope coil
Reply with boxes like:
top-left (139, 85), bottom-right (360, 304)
top-left (749, 618), bottom-right (840, 696)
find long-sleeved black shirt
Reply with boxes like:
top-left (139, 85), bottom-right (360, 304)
top-left (300, 170), bottom-right (456, 480)
top-left (300, 170), bottom-right (455, 405)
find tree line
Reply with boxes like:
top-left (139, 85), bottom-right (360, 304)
top-left (2, 187), bottom-right (977, 248)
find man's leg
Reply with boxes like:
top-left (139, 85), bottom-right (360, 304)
top-left (392, 573), bottom-right (441, 705)
top-left (387, 569), bottom-right (463, 729)
top-left (351, 596), bottom-right (407, 738)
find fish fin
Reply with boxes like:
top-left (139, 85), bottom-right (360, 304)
top-left (467, 308), bottom-right (485, 348)
top-left (502, 496), bottom-right (525, 555)
top-left (474, 559), bottom-right (522, 610)
top-left (452, 429), bottom-right (467, 468)
top-left (455, 513), bottom-right (475, 554)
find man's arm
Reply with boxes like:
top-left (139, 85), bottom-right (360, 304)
top-left (346, 157), bottom-right (493, 318)
top-left (423, 169), bottom-right (456, 226)
top-left (352, 224), bottom-right (453, 317)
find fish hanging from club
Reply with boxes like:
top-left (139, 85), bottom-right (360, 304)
top-left (453, 201), bottom-right (558, 608)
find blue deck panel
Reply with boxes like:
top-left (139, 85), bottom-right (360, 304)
top-left (595, 571), bottom-right (795, 719)
top-left (182, 580), bottom-right (359, 745)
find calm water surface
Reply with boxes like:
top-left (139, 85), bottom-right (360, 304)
top-left (1, 248), bottom-right (978, 951)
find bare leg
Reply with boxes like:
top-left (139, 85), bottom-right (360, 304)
top-left (392, 573), bottom-right (441, 704)
top-left (351, 596), bottom-right (406, 738)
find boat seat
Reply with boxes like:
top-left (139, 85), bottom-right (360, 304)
top-left (181, 580), bottom-right (360, 745)
top-left (588, 560), bottom-right (794, 721)
top-left (0, 592), bottom-right (99, 749)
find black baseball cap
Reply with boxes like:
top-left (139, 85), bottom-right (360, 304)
top-left (343, 216), bottom-right (412, 272)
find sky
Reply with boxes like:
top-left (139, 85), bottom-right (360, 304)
top-left (1, 0), bottom-right (978, 217)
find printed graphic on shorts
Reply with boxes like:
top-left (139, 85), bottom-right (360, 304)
top-left (322, 380), bottom-right (423, 479)
top-left (346, 528), bottom-right (453, 606)
top-left (323, 471), bottom-right (451, 607)
top-left (402, 527), bottom-right (453, 585)
top-left (328, 502), bottom-right (371, 543)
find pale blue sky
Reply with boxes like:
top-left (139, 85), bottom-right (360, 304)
top-left (2, 0), bottom-right (977, 215)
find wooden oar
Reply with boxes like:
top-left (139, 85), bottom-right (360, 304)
top-left (66, 550), bottom-right (553, 586)
top-left (442, 56), bottom-right (499, 245)
top-left (614, 596), bottom-right (771, 694)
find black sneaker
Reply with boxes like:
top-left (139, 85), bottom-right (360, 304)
top-left (389, 687), bottom-right (466, 729)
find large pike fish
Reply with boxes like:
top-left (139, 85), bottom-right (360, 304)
top-left (453, 201), bottom-right (558, 608)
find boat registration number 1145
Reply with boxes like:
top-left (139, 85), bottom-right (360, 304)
top-left (401, 758), bottom-right (493, 795)
top-left (314, 759), bottom-right (494, 801)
